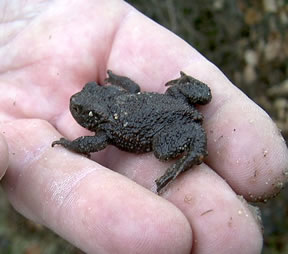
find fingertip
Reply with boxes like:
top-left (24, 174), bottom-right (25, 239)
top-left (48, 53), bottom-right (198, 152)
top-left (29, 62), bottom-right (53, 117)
top-left (0, 133), bottom-right (9, 180)
top-left (206, 97), bottom-right (288, 201)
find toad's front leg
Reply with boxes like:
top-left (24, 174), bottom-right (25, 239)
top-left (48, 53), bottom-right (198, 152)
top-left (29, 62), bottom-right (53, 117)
top-left (52, 132), bottom-right (108, 157)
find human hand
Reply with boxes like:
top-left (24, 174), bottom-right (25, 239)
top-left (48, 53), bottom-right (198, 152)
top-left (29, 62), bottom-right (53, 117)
top-left (1, 0), bottom-right (287, 253)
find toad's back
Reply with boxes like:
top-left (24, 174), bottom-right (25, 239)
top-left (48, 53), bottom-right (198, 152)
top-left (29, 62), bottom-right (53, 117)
top-left (104, 92), bottom-right (201, 152)
top-left (115, 91), bottom-right (195, 116)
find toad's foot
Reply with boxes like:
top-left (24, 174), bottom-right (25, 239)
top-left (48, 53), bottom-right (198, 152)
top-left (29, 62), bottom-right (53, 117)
top-left (165, 71), bottom-right (212, 105)
top-left (52, 133), bottom-right (108, 157)
top-left (155, 149), bottom-right (207, 194)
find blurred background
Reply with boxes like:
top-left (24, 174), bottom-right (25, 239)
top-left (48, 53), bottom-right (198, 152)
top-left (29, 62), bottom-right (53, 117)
top-left (0, 0), bottom-right (287, 253)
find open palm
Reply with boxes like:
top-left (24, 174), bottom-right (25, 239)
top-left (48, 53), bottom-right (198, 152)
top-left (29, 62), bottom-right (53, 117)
top-left (0, 1), bottom-right (287, 254)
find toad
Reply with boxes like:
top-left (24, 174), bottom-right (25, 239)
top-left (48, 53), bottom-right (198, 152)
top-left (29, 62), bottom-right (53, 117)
top-left (52, 70), bottom-right (212, 193)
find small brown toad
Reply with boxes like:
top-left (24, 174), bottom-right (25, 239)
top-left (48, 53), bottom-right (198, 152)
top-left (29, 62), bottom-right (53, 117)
top-left (52, 70), bottom-right (212, 193)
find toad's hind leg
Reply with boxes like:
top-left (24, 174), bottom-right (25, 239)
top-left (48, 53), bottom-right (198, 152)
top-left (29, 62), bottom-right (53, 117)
top-left (165, 72), bottom-right (212, 105)
top-left (104, 70), bottom-right (140, 93)
top-left (154, 123), bottom-right (208, 193)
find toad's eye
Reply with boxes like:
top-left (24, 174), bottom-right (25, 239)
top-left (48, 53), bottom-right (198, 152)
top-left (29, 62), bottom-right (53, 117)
top-left (71, 104), bottom-right (82, 114)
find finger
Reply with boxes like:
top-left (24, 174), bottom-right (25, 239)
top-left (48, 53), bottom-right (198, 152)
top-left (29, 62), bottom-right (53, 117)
top-left (162, 164), bottom-right (263, 254)
top-left (102, 8), bottom-right (288, 201)
top-left (100, 152), bottom-right (263, 253)
top-left (204, 88), bottom-right (288, 201)
top-left (1, 119), bottom-right (192, 254)
top-left (0, 133), bottom-right (8, 180)
top-left (107, 153), bottom-right (263, 253)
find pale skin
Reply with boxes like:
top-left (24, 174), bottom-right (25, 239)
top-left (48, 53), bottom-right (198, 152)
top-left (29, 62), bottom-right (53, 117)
top-left (0, 0), bottom-right (287, 253)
